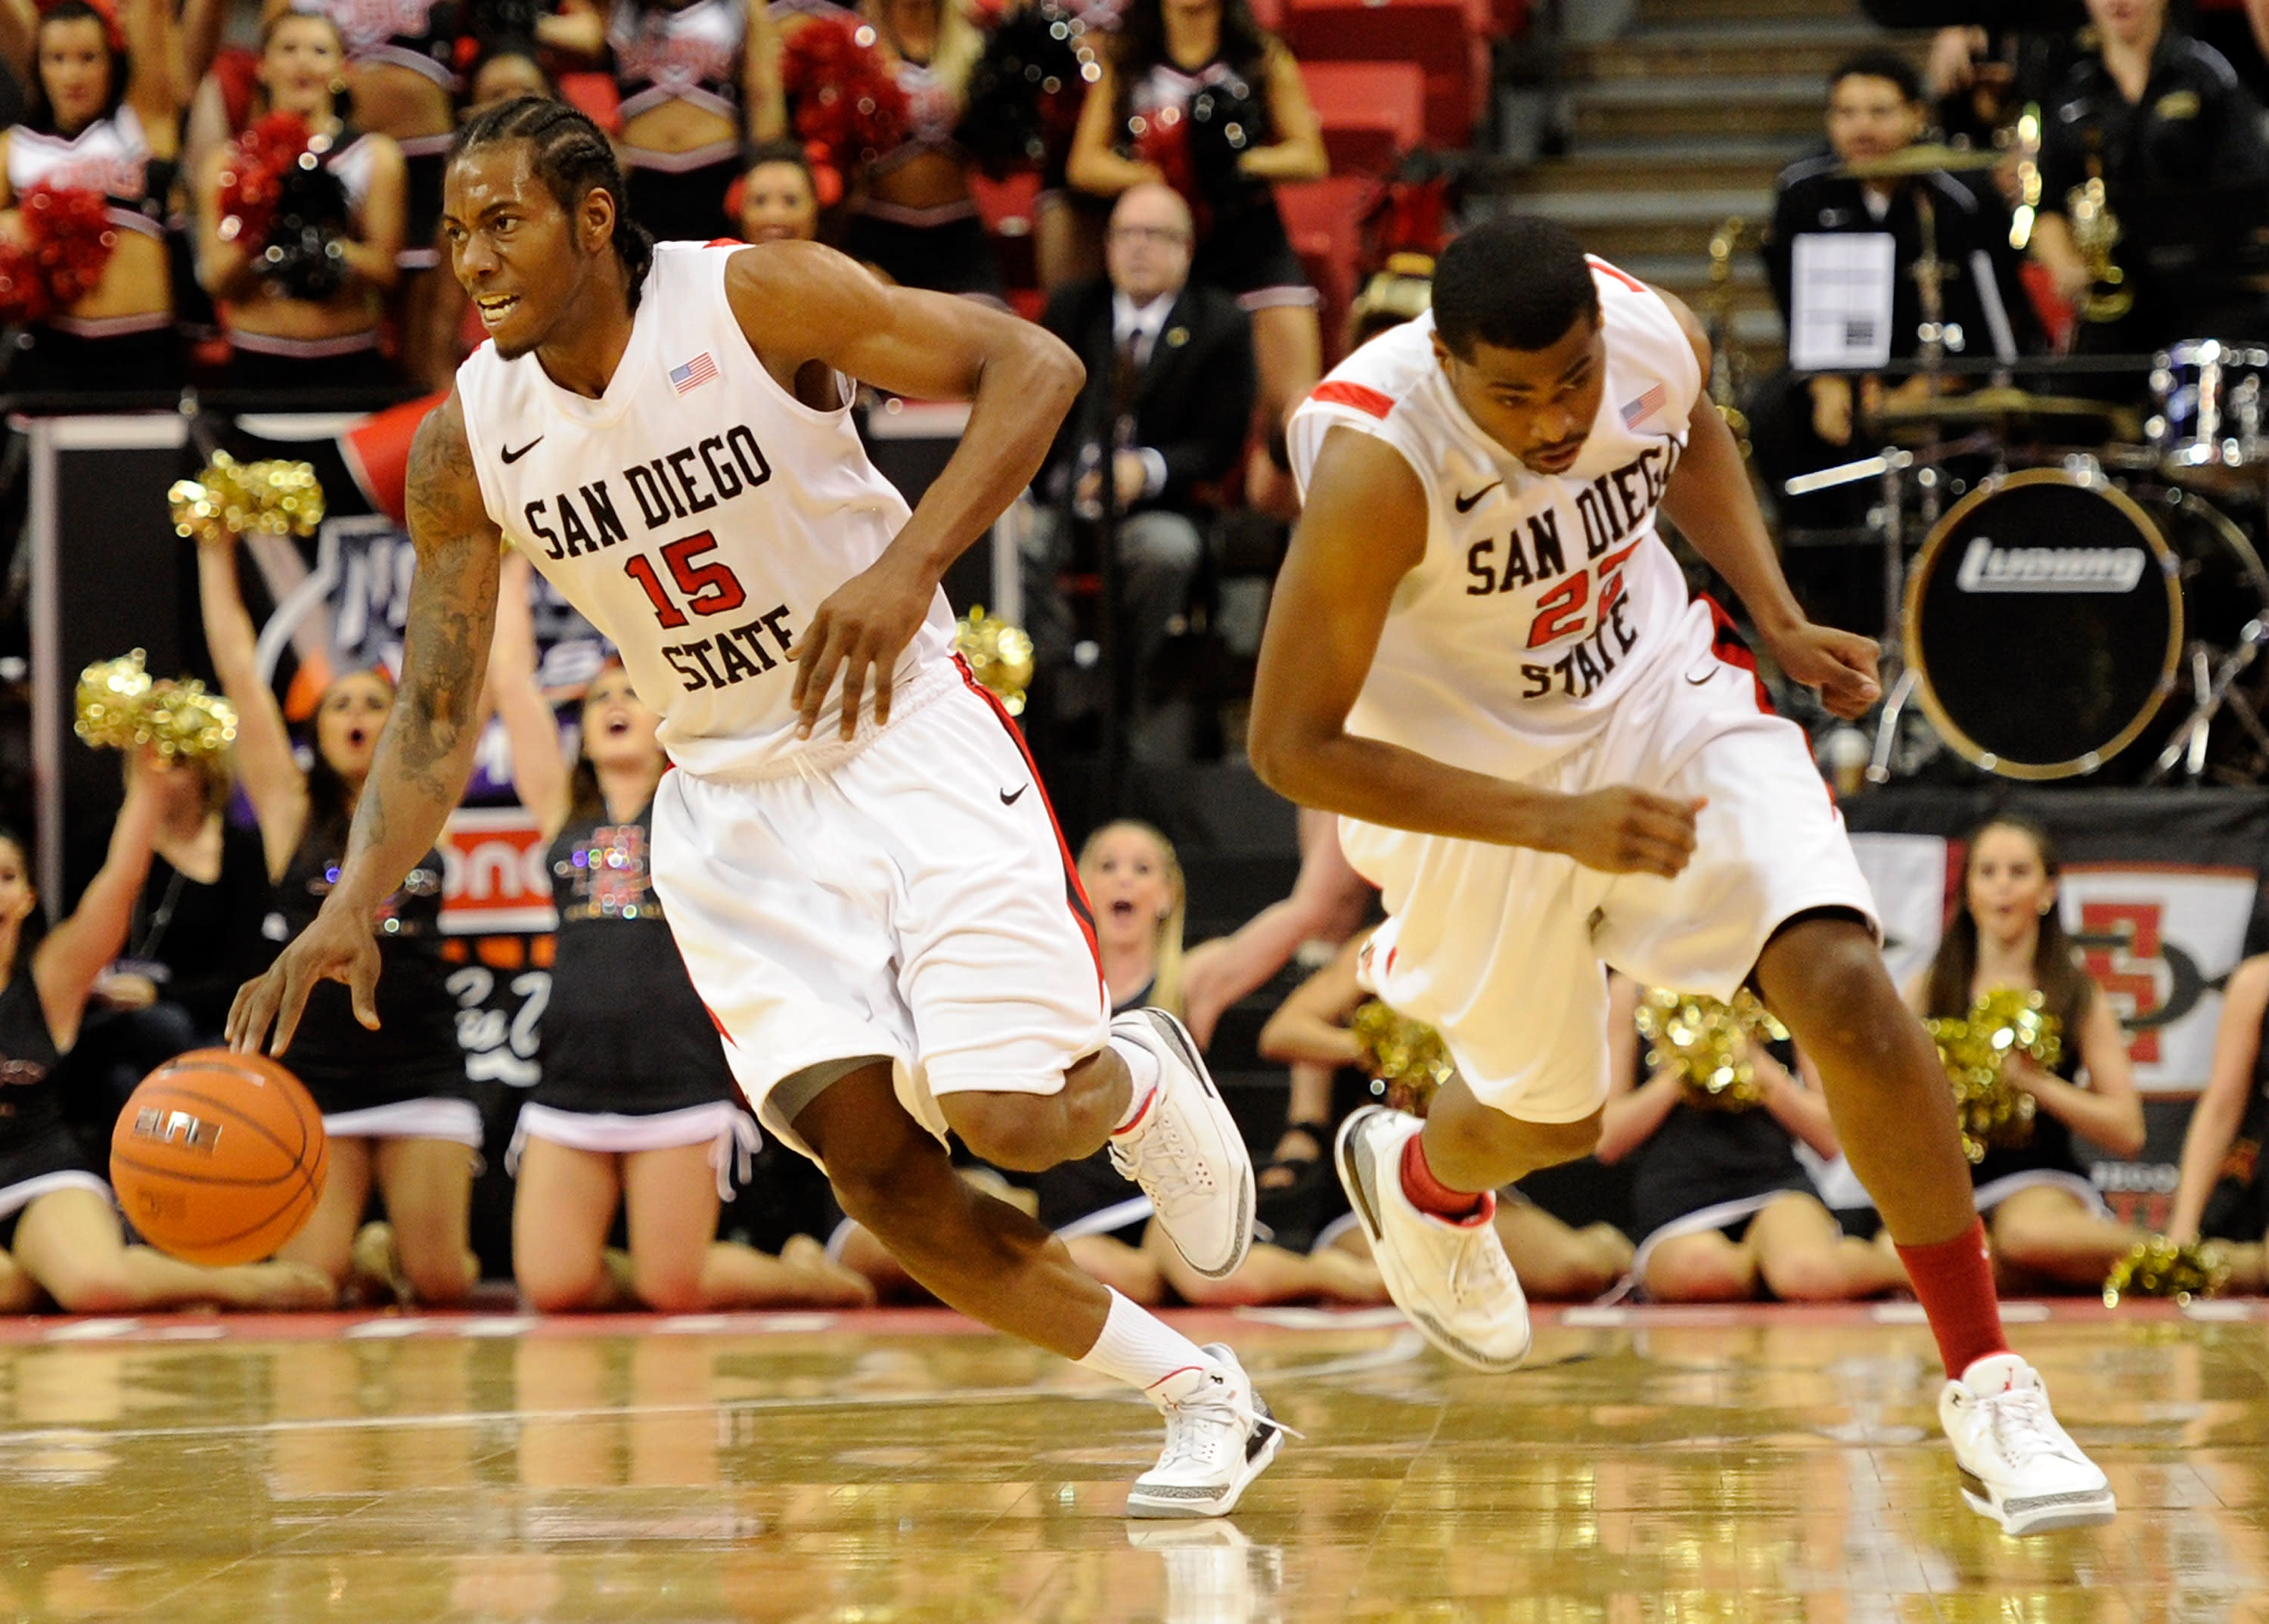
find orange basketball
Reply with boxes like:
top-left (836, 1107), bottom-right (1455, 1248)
top-left (109, 1048), bottom-right (328, 1265)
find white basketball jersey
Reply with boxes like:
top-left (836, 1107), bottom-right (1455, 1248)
top-left (455, 242), bottom-right (954, 780)
top-left (1287, 259), bottom-right (1705, 782)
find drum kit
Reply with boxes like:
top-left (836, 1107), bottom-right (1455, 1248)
top-left (1783, 143), bottom-right (2269, 786)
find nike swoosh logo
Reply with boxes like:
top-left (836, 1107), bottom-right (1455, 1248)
top-left (1686, 671), bottom-right (1715, 685)
top-left (1000, 784), bottom-right (1028, 805)
top-left (1454, 481), bottom-right (1502, 514)
top-left (501, 437), bottom-right (543, 464)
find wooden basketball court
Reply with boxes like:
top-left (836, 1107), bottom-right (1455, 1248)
top-left (0, 1300), bottom-right (2258, 1619)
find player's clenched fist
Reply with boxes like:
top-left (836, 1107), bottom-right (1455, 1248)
top-left (227, 908), bottom-right (383, 1058)
top-left (1547, 787), bottom-right (1706, 878)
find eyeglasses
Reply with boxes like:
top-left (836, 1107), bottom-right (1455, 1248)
top-left (1110, 224), bottom-right (1191, 247)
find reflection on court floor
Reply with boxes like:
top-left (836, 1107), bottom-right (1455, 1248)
top-left (0, 1302), bottom-right (2258, 1620)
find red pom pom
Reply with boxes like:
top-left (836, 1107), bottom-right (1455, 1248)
top-left (781, 18), bottom-right (907, 170)
top-left (220, 112), bottom-right (316, 252)
top-left (0, 240), bottom-right (51, 324)
top-left (19, 184), bottom-right (116, 307)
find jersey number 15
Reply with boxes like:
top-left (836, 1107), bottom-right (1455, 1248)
top-left (623, 532), bottom-right (747, 629)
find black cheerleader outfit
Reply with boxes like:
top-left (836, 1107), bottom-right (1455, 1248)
top-left (840, 57), bottom-right (1004, 301)
top-left (219, 126), bottom-right (396, 392)
top-left (268, 828), bottom-right (476, 1141)
top-left (0, 972), bottom-right (107, 1249)
top-left (505, 802), bottom-right (758, 1197)
top-left (610, 0), bottom-right (748, 244)
top-left (2200, 991), bottom-right (2269, 1244)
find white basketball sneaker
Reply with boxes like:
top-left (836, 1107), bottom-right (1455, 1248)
top-left (1126, 1344), bottom-right (1285, 1519)
top-left (1336, 1105), bottom-right (1531, 1372)
top-left (1939, 1352), bottom-right (2117, 1535)
top-left (1107, 1008), bottom-right (1254, 1278)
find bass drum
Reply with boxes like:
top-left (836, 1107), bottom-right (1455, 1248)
top-left (1905, 468), bottom-right (2269, 780)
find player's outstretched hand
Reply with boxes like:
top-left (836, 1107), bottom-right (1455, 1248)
top-left (1767, 621), bottom-right (1882, 719)
top-left (226, 908), bottom-right (382, 1057)
top-left (793, 552), bottom-right (934, 742)
top-left (1550, 788), bottom-right (1705, 878)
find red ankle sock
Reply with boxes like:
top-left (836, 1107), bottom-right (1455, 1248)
top-left (1399, 1132), bottom-right (1488, 1222)
top-left (1895, 1220), bottom-right (2010, 1378)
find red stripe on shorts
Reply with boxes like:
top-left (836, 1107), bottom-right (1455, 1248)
top-left (1586, 254), bottom-right (1647, 293)
top-left (1310, 380), bottom-right (1395, 419)
top-left (952, 654), bottom-right (1106, 985)
top-left (1703, 594), bottom-right (1773, 715)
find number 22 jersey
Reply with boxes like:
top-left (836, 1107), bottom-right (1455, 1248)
top-left (1286, 258), bottom-right (1704, 784)
top-left (455, 241), bottom-right (956, 780)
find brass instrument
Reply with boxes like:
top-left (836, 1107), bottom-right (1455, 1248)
top-left (2007, 102), bottom-right (2042, 252)
top-left (2066, 166), bottom-right (2133, 322)
top-left (1703, 216), bottom-right (1749, 455)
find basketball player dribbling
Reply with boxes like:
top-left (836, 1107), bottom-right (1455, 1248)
top-left (228, 98), bottom-right (1283, 1517)
top-left (1246, 216), bottom-right (2115, 1536)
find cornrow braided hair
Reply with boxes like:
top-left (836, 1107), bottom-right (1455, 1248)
top-left (451, 96), bottom-right (656, 312)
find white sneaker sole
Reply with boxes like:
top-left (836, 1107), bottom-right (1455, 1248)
top-left (1127, 1008), bottom-right (1255, 1281)
top-left (1958, 1478), bottom-right (2118, 1536)
top-left (1125, 1418), bottom-right (1284, 1520)
top-left (1335, 1109), bottom-right (1531, 1374)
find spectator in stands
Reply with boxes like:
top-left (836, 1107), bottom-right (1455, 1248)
top-left (2032, 0), bottom-right (2269, 356)
top-left (1259, 929), bottom-right (1634, 1301)
top-left (544, 0), bottom-right (783, 244)
top-left (837, 0), bottom-right (1001, 300)
top-left (1067, 0), bottom-right (1327, 499)
top-left (193, 11), bottom-right (406, 394)
top-left (0, 761), bottom-right (331, 1315)
top-left (64, 733), bottom-right (278, 1116)
top-left (1024, 181), bottom-right (1253, 762)
top-left (1597, 973), bottom-right (1907, 1303)
top-left (0, 0), bottom-right (185, 395)
top-left (2161, 948), bottom-right (2269, 1293)
top-left (199, 526), bottom-right (480, 1306)
top-left (735, 137), bottom-right (821, 242)
top-left (264, 0), bottom-right (458, 387)
top-left (1748, 51), bottom-right (2037, 549)
top-left (1907, 816), bottom-right (2152, 1293)
top-left (486, 551), bottom-right (873, 1312)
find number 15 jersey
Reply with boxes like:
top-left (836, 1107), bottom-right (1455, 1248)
top-left (455, 241), bottom-right (956, 781)
top-left (1286, 258), bottom-right (1703, 784)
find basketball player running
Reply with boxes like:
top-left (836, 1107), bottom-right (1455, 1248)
top-left (228, 97), bottom-right (1281, 1518)
top-left (1246, 216), bottom-right (2113, 1536)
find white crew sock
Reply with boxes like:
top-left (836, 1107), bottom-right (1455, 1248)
top-left (1076, 1286), bottom-right (1215, 1394)
top-left (1109, 1030), bottom-right (1163, 1132)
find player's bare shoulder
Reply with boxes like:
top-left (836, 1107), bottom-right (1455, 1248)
top-left (405, 390), bottom-right (499, 554)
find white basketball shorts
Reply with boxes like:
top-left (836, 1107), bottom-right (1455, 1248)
top-left (649, 660), bottom-right (1112, 1164)
top-left (1341, 600), bottom-right (1879, 1126)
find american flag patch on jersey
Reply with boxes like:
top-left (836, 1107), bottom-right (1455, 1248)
top-left (1621, 383), bottom-right (1667, 427)
top-left (669, 352), bottom-right (720, 393)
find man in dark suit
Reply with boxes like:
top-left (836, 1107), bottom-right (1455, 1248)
top-left (1024, 182), bottom-right (1256, 761)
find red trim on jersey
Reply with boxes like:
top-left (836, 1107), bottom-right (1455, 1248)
top-left (1586, 254), bottom-right (1647, 293)
top-left (703, 1001), bottom-right (734, 1045)
top-left (1311, 380), bottom-right (1396, 419)
top-left (1703, 595), bottom-right (1773, 715)
top-left (951, 654), bottom-right (1106, 984)
top-left (707, 237), bottom-right (747, 248)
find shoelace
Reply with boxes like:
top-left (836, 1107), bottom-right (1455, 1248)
top-left (1157, 1380), bottom-right (1303, 1473)
top-left (1445, 1226), bottom-right (1520, 1308)
top-left (1111, 1106), bottom-right (1216, 1213)
top-left (1982, 1385), bottom-right (2079, 1464)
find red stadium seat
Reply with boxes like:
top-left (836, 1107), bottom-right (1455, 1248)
top-left (1277, 175), bottom-right (1380, 363)
top-left (970, 169), bottom-right (1043, 292)
top-left (1299, 61), bottom-right (1426, 175)
top-left (1250, 0), bottom-right (1285, 29)
top-left (1284, 0), bottom-right (1479, 147)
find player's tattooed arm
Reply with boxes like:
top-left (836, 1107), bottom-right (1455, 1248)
top-left (725, 243), bottom-right (1083, 738)
top-left (226, 393), bottom-right (502, 1055)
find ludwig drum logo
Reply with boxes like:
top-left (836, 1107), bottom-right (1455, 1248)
top-left (1955, 536), bottom-right (2147, 593)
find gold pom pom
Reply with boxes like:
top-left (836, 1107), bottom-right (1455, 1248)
top-left (1351, 999), bottom-right (1455, 1118)
top-left (2103, 1237), bottom-right (2228, 1307)
top-left (954, 606), bottom-right (1035, 718)
top-left (1633, 987), bottom-right (1789, 1110)
top-left (169, 452), bottom-right (325, 548)
top-left (75, 650), bottom-right (153, 750)
top-left (1927, 989), bottom-right (2062, 1163)
top-left (74, 653), bottom-right (239, 762)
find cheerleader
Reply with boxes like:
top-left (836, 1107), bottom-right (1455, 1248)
top-left (1258, 928), bottom-right (1635, 1301)
top-left (0, 755), bottom-right (330, 1315)
top-left (0, 0), bottom-right (183, 393)
top-left (1906, 816), bottom-right (2149, 1292)
top-left (199, 525), bottom-right (478, 1306)
top-left (2168, 952), bottom-right (2269, 1293)
top-left (194, 10), bottom-right (405, 393)
top-left (1597, 975), bottom-right (1906, 1303)
top-left (487, 553), bottom-right (872, 1311)
top-left (1066, 0), bottom-right (1325, 496)
top-left (735, 137), bottom-right (820, 243)
top-left (543, 0), bottom-right (783, 244)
